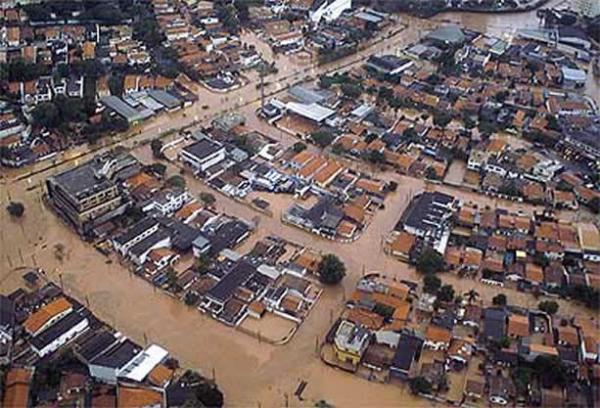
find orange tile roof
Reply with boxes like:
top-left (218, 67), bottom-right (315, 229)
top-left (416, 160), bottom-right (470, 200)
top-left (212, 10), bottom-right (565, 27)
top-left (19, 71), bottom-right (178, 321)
top-left (293, 251), bottom-right (320, 272)
top-left (290, 150), bottom-right (314, 167)
top-left (336, 220), bottom-right (356, 238)
top-left (346, 308), bottom-right (384, 330)
top-left (445, 247), bottom-right (461, 266)
top-left (313, 161), bottom-right (343, 186)
top-left (390, 232), bottom-right (415, 256)
top-left (148, 248), bottom-right (175, 263)
top-left (118, 386), bottom-right (163, 408)
top-left (23, 297), bottom-right (72, 334)
top-left (535, 222), bottom-right (559, 241)
top-left (529, 343), bottom-right (558, 356)
top-left (248, 300), bottom-right (266, 316)
top-left (508, 314), bottom-right (529, 337)
top-left (175, 201), bottom-right (203, 220)
top-left (298, 156), bottom-right (327, 178)
top-left (371, 292), bottom-right (405, 310)
top-left (395, 154), bottom-right (416, 172)
top-left (525, 264), bottom-right (544, 283)
top-left (557, 326), bottom-right (579, 347)
top-left (343, 204), bottom-right (365, 224)
top-left (487, 138), bottom-right (507, 154)
top-left (355, 178), bottom-right (384, 194)
top-left (425, 325), bottom-right (452, 344)
top-left (126, 172), bottom-right (159, 190)
top-left (147, 364), bottom-right (174, 388)
top-left (2, 368), bottom-right (32, 408)
top-left (82, 41), bottom-right (96, 59)
top-left (464, 247), bottom-right (483, 267)
top-left (392, 300), bottom-right (411, 321)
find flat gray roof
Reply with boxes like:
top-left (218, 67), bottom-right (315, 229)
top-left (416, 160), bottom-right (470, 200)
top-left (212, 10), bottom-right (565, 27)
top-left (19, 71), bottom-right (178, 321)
top-left (148, 90), bottom-right (182, 109)
top-left (101, 96), bottom-right (153, 123)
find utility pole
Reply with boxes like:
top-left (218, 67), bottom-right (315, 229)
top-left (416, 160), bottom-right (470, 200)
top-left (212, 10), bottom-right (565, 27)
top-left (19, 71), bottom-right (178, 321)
top-left (259, 66), bottom-right (266, 112)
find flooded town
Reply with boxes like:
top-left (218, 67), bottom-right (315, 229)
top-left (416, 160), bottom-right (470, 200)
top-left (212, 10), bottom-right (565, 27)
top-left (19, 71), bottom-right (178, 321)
top-left (1, 0), bottom-right (599, 407)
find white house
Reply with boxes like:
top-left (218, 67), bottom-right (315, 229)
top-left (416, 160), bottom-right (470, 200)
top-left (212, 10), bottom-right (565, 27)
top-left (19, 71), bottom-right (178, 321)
top-left (179, 138), bottom-right (227, 173)
top-left (142, 188), bottom-right (191, 216)
top-left (30, 312), bottom-right (89, 357)
top-left (89, 339), bottom-right (143, 384)
top-left (128, 230), bottom-right (171, 266)
top-left (112, 218), bottom-right (160, 257)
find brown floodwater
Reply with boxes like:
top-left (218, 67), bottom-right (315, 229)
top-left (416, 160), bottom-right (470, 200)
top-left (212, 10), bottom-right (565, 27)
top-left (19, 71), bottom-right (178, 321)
top-left (2, 4), bottom-right (599, 405)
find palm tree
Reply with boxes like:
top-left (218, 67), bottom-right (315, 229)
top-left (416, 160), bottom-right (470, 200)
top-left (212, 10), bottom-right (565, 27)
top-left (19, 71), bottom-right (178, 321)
top-left (465, 289), bottom-right (479, 305)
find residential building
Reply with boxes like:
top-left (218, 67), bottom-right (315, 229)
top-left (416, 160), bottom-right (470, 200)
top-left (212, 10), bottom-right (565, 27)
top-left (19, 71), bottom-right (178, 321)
top-left (365, 55), bottom-right (415, 76)
top-left (389, 331), bottom-right (424, 380)
top-left (112, 217), bottom-right (160, 256)
top-left (89, 339), bottom-right (143, 384)
top-left (2, 368), bottom-right (33, 408)
top-left (395, 192), bottom-right (455, 253)
top-left (179, 138), bottom-right (227, 173)
top-left (141, 188), bottom-right (191, 216)
top-left (23, 296), bottom-right (73, 336)
top-left (578, 223), bottom-right (600, 262)
top-left (0, 295), bottom-right (15, 364)
top-left (30, 311), bottom-right (89, 357)
top-left (333, 320), bottom-right (371, 366)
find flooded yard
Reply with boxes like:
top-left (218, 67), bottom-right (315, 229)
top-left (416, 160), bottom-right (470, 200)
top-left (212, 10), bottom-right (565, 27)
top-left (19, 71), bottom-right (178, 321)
top-left (239, 312), bottom-right (298, 344)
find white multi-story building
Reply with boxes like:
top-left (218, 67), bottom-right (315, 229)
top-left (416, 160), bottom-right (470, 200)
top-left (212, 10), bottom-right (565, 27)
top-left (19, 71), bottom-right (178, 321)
top-left (179, 138), bottom-right (227, 173)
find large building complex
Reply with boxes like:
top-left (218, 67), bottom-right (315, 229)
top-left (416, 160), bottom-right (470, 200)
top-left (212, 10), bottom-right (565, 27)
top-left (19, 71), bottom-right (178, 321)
top-left (46, 152), bottom-right (138, 236)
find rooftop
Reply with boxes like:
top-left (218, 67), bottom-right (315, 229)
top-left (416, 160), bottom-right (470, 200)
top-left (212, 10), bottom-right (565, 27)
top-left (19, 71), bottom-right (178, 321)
top-left (91, 339), bottom-right (142, 369)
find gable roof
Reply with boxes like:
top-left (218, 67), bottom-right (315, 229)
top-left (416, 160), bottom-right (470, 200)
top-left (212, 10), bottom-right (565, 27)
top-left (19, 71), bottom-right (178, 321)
top-left (23, 297), bottom-right (72, 334)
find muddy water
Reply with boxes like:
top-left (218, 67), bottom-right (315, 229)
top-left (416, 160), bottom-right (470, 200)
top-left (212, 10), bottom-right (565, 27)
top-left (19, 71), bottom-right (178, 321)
top-left (2, 148), bottom-right (597, 407)
top-left (2, 4), bottom-right (599, 405)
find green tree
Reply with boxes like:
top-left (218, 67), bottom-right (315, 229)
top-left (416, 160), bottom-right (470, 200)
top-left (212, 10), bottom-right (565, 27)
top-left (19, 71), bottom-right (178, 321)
top-left (32, 102), bottom-right (60, 128)
top-left (199, 192), bottom-right (216, 207)
top-left (416, 247), bottom-right (444, 274)
top-left (292, 142), bottom-right (307, 153)
top-left (538, 300), bottom-right (559, 315)
top-left (410, 376), bottom-right (432, 395)
top-left (433, 111), bottom-right (452, 128)
top-left (425, 166), bottom-right (439, 180)
top-left (366, 150), bottom-right (386, 165)
top-left (423, 274), bottom-right (441, 295)
top-left (166, 268), bottom-right (181, 292)
top-left (6, 201), bottom-right (25, 218)
top-left (317, 254), bottom-right (346, 285)
top-left (195, 254), bottom-right (211, 274)
top-left (437, 284), bottom-right (455, 302)
top-left (311, 131), bottom-right (335, 149)
top-left (151, 139), bottom-right (164, 159)
top-left (492, 293), bottom-right (507, 306)
top-left (108, 75), bottom-right (124, 96)
top-left (195, 380), bottom-right (224, 408)
top-left (465, 289), bottom-right (479, 305)
top-left (533, 355), bottom-right (568, 388)
top-left (143, 163), bottom-right (167, 177)
top-left (166, 175), bottom-right (186, 189)
top-left (341, 83), bottom-right (362, 99)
